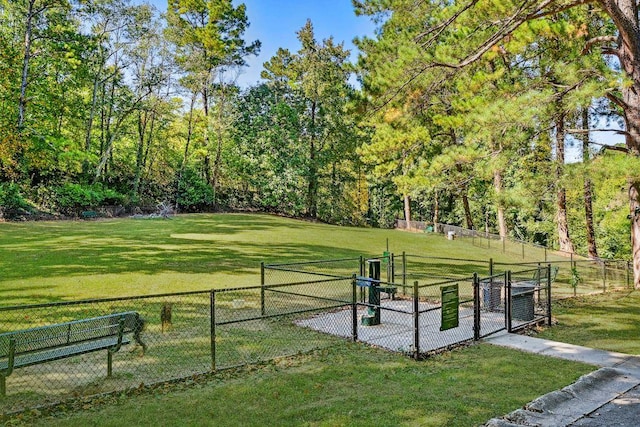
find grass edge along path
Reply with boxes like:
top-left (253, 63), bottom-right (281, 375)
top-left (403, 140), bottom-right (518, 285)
top-left (24, 342), bottom-right (594, 427)
top-left (536, 289), bottom-right (640, 355)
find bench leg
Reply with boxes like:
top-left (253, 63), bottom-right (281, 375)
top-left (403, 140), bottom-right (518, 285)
top-left (107, 352), bottom-right (112, 377)
top-left (1, 374), bottom-right (5, 397)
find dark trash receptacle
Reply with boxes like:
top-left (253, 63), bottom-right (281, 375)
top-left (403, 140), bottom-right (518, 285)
top-left (512, 284), bottom-right (535, 321)
top-left (482, 280), bottom-right (502, 311)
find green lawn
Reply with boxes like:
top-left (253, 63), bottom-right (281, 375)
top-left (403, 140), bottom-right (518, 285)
top-left (0, 214), bottom-right (615, 425)
top-left (29, 343), bottom-right (592, 427)
top-left (537, 290), bottom-right (640, 355)
top-left (0, 213), bottom-right (533, 305)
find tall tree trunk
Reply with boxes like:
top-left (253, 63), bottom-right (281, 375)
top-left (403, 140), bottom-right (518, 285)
top-left (461, 191), bottom-right (474, 230)
top-left (433, 189), bottom-right (439, 231)
top-left (212, 84), bottom-right (226, 197)
top-left (598, 0), bottom-right (640, 286)
top-left (555, 112), bottom-right (575, 253)
top-left (176, 93), bottom-right (197, 211)
top-left (403, 194), bottom-right (411, 229)
top-left (307, 100), bottom-right (318, 218)
top-left (133, 110), bottom-right (148, 196)
top-left (18, 0), bottom-right (36, 131)
top-left (450, 130), bottom-right (474, 230)
top-left (202, 87), bottom-right (212, 187)
top-left (581, 108), bottom-right (598, 258)
top-left (493, 169), bottom-right (507, 238)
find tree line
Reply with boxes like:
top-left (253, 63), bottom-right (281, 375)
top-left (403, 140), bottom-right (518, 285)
top-left (1, 0), bottom-right (639, 281)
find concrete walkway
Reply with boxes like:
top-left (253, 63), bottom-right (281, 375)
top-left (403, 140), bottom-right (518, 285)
top-left (484, 332), bottom-right (640, 426)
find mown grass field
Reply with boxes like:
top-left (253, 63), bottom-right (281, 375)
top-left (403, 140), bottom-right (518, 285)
top-left (1, 213), bottom-right (627, 426)
top-left (28, 343), bottom-right (593, 427)
top-left (0, 213), bottom-right (534, 306)
top-left (537, 290), bottom-right (640, 355)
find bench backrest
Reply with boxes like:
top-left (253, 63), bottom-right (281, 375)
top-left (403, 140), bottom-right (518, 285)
top-left (0, 311), bottom-right (141, 358)
top-left (532, 266), bottom-right (559, 282)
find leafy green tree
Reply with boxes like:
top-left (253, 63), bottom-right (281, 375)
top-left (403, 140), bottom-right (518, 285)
top-left (166, 0), bottom-right (259, 203)
top-left (261, 20), bottom-right (360, 220)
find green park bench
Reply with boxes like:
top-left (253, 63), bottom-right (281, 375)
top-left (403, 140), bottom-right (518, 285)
top-left (81, 210), bottom-right (98, 219)
top-left (0, 311), bottom-right (146, 396)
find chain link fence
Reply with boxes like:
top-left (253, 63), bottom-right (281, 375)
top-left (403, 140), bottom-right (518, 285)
top-left (0, 291), bottom-right (212, 415)
top-left (495, 259), bottom-right (631, 299)
top-left (1, 252), bottom-right (625, 416)
top-left (398, 221), bottom-right (632, 273)
top-left (213, 279), bottom-right (353, 371)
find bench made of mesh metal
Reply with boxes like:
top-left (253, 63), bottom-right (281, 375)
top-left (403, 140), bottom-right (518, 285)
top-left (0, 311), bottom-right (146, 396)
top-left (515, 266), bottom-right (560, 287)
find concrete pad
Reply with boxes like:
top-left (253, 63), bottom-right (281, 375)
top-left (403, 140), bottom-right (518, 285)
top-left (296, 299), bottom-right (507, 354)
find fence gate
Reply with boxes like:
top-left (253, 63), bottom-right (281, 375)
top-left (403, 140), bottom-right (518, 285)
top-left (476, 272), bottom-right (509, 339)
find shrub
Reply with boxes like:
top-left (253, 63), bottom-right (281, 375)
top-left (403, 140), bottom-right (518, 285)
top-left (0, 183), bottom-right (31, 219)
top-left (176, 170), bottom-right (214, 212)
top-left (50, 183), bottom-right (126, 216)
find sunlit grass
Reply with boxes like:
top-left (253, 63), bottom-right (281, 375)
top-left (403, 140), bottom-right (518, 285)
top-left (0, 213), bottom-right (537, 305)
top-left (30, 343), bottom-right (593, 427)
top-left (536, 290), bottom-right (640, 355)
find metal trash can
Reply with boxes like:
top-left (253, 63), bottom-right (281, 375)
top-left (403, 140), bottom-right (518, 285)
top-left (482, 280), bottom-right (502, 311)
top-left (512, 283), bottom-right (535, 321)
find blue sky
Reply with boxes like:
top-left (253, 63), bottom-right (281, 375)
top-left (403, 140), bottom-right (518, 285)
top-left (146, 0), bottom-right (376, 87)
top-left (143, 0), bottom-right (622, 157)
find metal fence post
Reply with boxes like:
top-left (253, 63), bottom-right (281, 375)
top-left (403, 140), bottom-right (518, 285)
top-left (352, 274), bottom-right (358, 342)
top-left (402, 252), bottom-right (407, 296)
top-left (413, 280), bottom-right (419, 360)
top-left (522, 243), bottom-right (525, 259)
top-left (473, 273), bottom-right (480, 340)
top-left (506, 271), bottom-right (513, 332)
top-left (391, 252), bottom-right (395, 283)
top-left (489, 258), bottom-right (493, 276)
top-left (546, 264), bottom-right (552, 326)
top-left (210, 290), bottom-right (216, 371)
top-left (572, 260), bottom-right (577, 297)
top-left (544, 247), bottom-right (547, 262)
top-left (602, 262), bottom-right (607, 293)
top-left (260, 262), bottom-right (265, 316)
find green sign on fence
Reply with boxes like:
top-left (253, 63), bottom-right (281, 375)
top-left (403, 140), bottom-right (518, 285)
top-left (440, 284), bottom-right (459, 331)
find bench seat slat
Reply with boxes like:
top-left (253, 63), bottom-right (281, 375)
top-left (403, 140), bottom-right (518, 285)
top-left (0, 311), bottom-right (141, 357)
top-left (0, 337), bottom-right (131, 371)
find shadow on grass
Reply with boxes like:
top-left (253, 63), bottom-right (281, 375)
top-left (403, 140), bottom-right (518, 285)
top-left (0, 214), bottom-right (367, 282)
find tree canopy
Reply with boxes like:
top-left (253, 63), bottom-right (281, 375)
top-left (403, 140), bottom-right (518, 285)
top-left (0, 0), bottom-right (639, 283)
